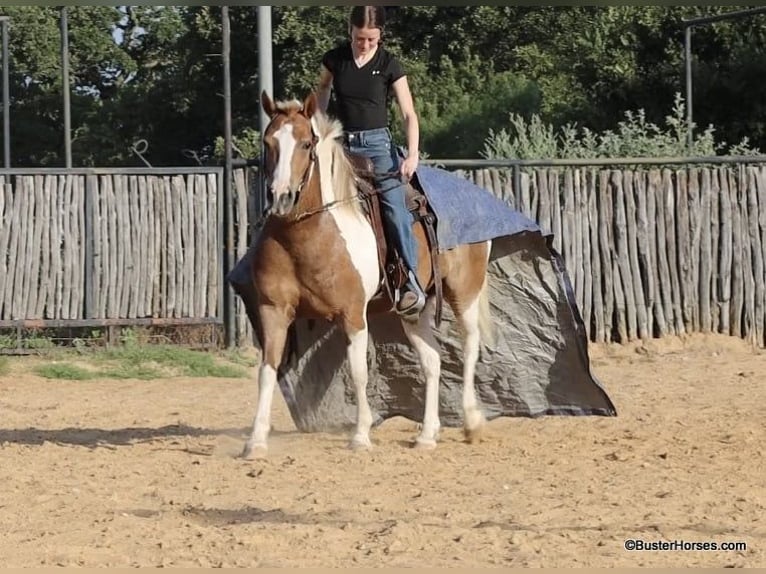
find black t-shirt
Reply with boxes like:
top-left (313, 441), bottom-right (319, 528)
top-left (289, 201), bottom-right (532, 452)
top-left (321, 42), bottom-right (405, 132)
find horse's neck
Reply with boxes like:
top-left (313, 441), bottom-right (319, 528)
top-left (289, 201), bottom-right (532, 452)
top-left (291, 172), bottom-right (325, 217)
top-left (263, 183), bottom-right (379, 298)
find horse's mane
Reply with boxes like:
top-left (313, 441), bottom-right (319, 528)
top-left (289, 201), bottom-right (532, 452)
top-left (310, 111), bottom-right (363, 212)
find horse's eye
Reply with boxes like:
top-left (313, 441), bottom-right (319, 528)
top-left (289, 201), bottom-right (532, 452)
top-left (302, 141), bottom-right (312, 150)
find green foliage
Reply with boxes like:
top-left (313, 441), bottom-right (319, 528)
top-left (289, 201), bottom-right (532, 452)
top-left (0, 332), bottom-right (55, 351)
top-left (35, 363), bottom-right (95, 380)
top-left (95, 344), bottom-right (248, 378)
top-left (483, 93), bottom-right (761, 160)
top-left (402, 60), bottom-right (540, 158)
top-left (29, 343), bottom-right (248, 381)
top-left (23, 334), bottom-right (56, 350)
top-left (0, 335), bottom-right (15, 350)
top-left (221, 348), bottom-right (259, 368)
top-left (97, 362), bottom-right (162, 380)
top-left (213, 126), bottom-right (260, 163)
top-left (2, 6), bottom-right (766, 165)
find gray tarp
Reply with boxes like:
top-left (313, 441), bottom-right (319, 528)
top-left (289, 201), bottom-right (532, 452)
top-left (271, 231), bottom-right (616, 432)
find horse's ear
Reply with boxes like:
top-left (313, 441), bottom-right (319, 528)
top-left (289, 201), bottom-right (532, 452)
top-left (303, 92), bottom-right (318, 119)
top-left (261, 90), bottom-right (276, 118)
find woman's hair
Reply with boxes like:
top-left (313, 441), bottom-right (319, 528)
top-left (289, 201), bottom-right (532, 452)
top-left (349, 6), bottom-right (386, 32)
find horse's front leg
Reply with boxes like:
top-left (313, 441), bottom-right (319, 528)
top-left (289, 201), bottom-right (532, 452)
top-left (243, 304), bottom-right (291, 459)
top-left (401, 298), bottom-right (442, 449)
top-left (345, 320), bottom-right (373, 450)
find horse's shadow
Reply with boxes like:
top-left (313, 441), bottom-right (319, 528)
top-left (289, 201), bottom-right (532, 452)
top-left (0, 424), bottom-right (255, 449)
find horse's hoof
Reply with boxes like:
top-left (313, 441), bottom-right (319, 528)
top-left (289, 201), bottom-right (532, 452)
top-left (413, 437), bottom-right (437, 450)
top-left (348, 436), bottom-right (372, 451)
top-left (241, 442), bottom-right (268, 460)
top-left (463, 426), bottom-right (484, 444)
top-left (463, 410), bottom-right (486, 444)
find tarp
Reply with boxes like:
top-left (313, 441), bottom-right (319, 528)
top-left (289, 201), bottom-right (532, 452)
top-left (413, 165), bottom-right (540, 251)
top-left (229, 167), bottom-right (616, 432)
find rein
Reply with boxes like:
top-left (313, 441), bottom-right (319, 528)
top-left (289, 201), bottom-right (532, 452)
top-left (292, 191), bottom-right (370, 222)
top-left (290, 167), bottom-right (400, 223)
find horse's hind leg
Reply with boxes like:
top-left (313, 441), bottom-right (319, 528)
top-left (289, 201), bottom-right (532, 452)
top-left (243, 304), bottom-right (291, 459)
top-left (456, 283), bottom-right (487, 443)
top-left (444, 240), bottom-right (492, 443)
top-left (401, 297), bottom-right (442, 449)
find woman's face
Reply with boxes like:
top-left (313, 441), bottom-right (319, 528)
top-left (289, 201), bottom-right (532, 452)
top-left (350, 25), bottom-right (381, 56)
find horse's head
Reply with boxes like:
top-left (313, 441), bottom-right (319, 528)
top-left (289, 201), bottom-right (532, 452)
top-left (261, 91), bottom-right (319, 217)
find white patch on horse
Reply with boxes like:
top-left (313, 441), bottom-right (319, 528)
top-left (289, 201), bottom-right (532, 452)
top-left (314, 132), bottom-right (379, 301)
top-left (272, 123), bottom-right (296, 197)
top-left (331, 210), bottom-right (379, 301)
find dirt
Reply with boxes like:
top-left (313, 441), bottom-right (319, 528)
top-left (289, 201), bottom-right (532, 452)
top-left (0, 332), bottom-right (763, 567)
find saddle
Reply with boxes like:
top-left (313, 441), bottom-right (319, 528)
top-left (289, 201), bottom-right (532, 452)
top-left (346, 152), bottom-right (444, 326)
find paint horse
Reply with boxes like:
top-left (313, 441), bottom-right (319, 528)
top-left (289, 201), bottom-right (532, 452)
top-left (243, 91), bottom-right (492, 458)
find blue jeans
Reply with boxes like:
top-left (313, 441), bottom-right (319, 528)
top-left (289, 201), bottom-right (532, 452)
top-left (345, 127), bottom-right (420, 286)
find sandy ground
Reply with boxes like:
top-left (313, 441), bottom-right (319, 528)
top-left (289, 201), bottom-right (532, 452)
top-left (0, 332), bottom-right (763, 567)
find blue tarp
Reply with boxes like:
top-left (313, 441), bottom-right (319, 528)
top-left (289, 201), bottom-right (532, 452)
top-left (414, 166), bottom-right (540, 251)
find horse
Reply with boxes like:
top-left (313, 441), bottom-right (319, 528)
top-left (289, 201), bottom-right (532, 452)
top-left (242, 90), bottom-right (493, 458)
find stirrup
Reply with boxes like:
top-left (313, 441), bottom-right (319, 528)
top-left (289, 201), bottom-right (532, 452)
top-left (396, 291), bottom-right (425, 321)
top-left (395, 272), bottom-right (426, 320)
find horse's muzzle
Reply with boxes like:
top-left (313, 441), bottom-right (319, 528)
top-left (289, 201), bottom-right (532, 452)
top-left (269, 189), bottom-right (297, 216)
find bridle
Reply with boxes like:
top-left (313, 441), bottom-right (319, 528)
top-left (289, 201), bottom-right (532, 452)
top-left (262, 115), bottom-right (401, 222)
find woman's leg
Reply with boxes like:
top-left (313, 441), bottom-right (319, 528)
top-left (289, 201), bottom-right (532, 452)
top-left (349, 130), bottom-right (425, 316)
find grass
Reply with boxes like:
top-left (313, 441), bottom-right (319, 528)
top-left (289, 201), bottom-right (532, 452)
top-left (34, 363), bottom-right (96, 380)
top-left (29, 344), bottom-right (251, 381)
top-left (0, 356), bottom-right (9, 376)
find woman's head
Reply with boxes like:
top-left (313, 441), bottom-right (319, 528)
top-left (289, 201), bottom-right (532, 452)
top-left (349, 6), bottom-right (385, 56)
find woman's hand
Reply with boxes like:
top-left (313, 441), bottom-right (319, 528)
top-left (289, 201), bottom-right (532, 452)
top-left (400, 154), bottom-right (419, 181)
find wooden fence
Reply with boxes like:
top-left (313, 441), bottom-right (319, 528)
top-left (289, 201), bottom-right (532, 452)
top-left (451, 163), bottom-right (766, 346)
top-left (230, 162), bottom-right (766, 347)
top-left (3, 162), bottom-right (766, 348)
top-left (0, 169), bottom-right (222, 327)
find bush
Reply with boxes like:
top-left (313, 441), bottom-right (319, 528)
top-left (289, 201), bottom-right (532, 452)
top-left (482, 93), bottom-right (761, 160)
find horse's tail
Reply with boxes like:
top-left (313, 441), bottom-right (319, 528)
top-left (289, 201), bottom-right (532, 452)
top-left (477, 241), bottom-right (494, 348)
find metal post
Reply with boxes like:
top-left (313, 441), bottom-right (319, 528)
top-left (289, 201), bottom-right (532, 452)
top-left (60, 7), bottom-right (71, 168)
top-left (257, 6), bottom-right (273, 138)
top-left (256, 6), bottom-right (273, 226)
top-left (1, 17), bottom-right (10, 168)
top-left (684, 25), bottom-right (693, 155)
top-left (222, 6), bottom-right (235, 347)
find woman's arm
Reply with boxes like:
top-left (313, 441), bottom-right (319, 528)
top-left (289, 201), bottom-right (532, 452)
top-left (392, 75), bottom-right (420, 180)
top-left (317, 65), bottom-right (333, 113)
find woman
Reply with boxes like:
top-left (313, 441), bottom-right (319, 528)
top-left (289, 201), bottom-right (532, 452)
top-left (316, 6), bottom-right (426, 319)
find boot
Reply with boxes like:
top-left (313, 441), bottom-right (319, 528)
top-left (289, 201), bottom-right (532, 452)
top-left (396, 270), bottom-right (426, 320)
